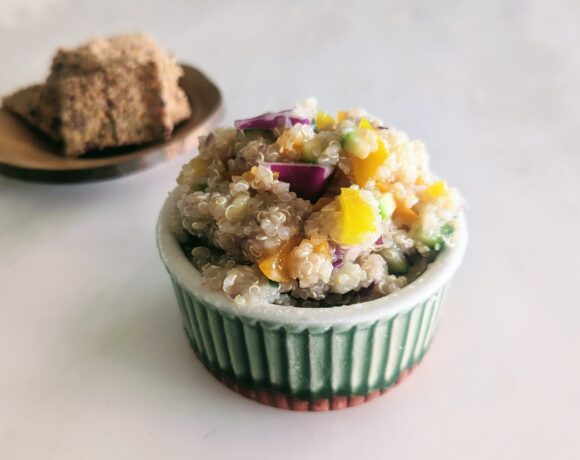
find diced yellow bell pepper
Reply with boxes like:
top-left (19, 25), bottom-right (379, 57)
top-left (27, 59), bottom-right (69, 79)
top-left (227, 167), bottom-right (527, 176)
top-left (337, 111), bottom-right (347, 123)
top-left (351, 138), bottom-right (388, 187)
top-left (393, 197), bottom-right (419, 226)
top-left (315, 111), bottom-right (336, 131)
top-left (359, 117), bottom-right (373, 130)
top-left (376, 181), bottom-right (392, 193)
top-left (336, 188), bottom-right (377, 246)
top-left (258, 237), bottom-right (298, 283)
top-left (424, 180), bottom-right (448, 199)
top-left (312, 237), bottom-right (332, 260)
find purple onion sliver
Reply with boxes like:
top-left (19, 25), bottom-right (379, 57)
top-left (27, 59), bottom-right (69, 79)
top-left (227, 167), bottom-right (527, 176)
top-left (234, 110), bottom-right (310, 130)
top-left (375, 236), bottom-right (384, 245)
top-left (330, 241), bottom-right (345, 268)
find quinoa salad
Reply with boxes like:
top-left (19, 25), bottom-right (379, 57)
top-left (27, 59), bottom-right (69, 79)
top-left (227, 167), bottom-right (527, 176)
top-left (171, 99), bottom-right (463, 308)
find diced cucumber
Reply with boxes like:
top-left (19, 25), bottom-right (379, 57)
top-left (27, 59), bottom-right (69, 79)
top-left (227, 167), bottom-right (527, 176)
top-left (191, 183), bottom-right (207, 192)
top-left (416, 223), bottom-right (455, 250)
top-left (341, 130), bottom-right (364, 157)
top-left (301, 140), bottom-right (318, 163)
top-left (242, 129), bottom-right (275, 141)
top-left (379, 248), bottom-right (409, 275)
top-left (440, 223), bottom-right (454, 237)
top-left (378, 192), bottom-right (396, 220)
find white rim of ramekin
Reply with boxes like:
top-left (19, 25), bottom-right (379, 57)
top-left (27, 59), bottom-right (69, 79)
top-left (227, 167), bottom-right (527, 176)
top-left (157, 189), bottom-right (467, 328)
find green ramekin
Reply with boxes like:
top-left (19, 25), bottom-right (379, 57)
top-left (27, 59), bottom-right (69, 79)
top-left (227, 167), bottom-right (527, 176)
top-left (157, 191), bottom-right (467, 411)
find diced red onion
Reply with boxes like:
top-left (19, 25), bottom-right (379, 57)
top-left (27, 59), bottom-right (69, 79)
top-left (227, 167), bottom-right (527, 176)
top-left (375, 236), bottom-right (384, 245)
top-left (332, 259), bottom-right (344, 268)
top-left (234, 110), bottom-right (310, 131)
top-left (330, 242), bottom-right (344, 268)
top-left (265, 162), bottom-right (335, 201)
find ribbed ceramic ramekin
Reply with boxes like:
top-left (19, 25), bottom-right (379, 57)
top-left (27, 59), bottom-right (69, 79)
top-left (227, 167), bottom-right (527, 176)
top-left (157, 191), bottom-right (467, 411)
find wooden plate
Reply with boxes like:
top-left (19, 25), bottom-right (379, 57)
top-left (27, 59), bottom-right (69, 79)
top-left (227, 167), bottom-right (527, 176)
top-left (0, 64), bottom-right (223, 183)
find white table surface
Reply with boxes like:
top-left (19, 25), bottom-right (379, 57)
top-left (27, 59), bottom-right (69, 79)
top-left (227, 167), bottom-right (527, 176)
top-left (1, 1), bottom-right (579, 458)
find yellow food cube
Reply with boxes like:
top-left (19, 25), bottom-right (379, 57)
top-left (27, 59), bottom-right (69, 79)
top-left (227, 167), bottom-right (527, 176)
top-left (352, 138), bottom-right (388, 186)
top-left (315, 111), bottom-right (336, 131)
top-left (424, 180), bottom-right (448, 199)
top-left (358, 117), bottom-right (373, 130)
top-left (336, 188), bottom-right (377, 245)
top-left (258, 238), bottom-right (298, 283)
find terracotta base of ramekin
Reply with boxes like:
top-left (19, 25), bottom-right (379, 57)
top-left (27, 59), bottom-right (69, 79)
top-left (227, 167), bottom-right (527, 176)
top-left (205, 362), bottom-right (419, 412)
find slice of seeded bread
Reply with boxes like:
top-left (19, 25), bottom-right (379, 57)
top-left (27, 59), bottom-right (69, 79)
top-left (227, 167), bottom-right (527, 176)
top-left (1, 85), bottom-right (43, 126)
top-left (2, 33), bottom-right (191, 157)
top-left (2, 85), bottom-right (60, 141)
top-left (51, 73), bottom-right (117, 155)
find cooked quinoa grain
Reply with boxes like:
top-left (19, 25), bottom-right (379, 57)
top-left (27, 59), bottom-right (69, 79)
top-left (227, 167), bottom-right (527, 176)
top-left (172, 99), bottom-right (463, 307)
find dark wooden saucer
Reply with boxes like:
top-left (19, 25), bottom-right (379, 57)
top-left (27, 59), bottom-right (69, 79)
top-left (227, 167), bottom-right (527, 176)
top-left (0, 64), bottom-right (223, 183)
